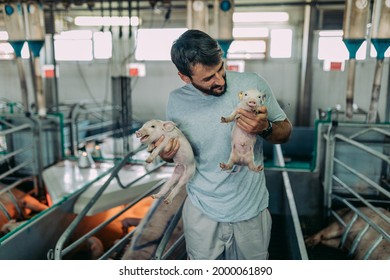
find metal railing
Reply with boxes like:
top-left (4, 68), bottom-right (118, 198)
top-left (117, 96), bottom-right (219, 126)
top-left (49, 145), bottom-right (183, 260)
top-left (322, 123), bottom-right (390, 259)
top-left (0, 118), bottom-right (40, 240)
top-left (61, 102), bottom-right (116, 156)
top-left (273, 144), bottom-right (309, 260)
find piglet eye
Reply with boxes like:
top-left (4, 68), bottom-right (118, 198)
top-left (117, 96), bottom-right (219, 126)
top-left (151, 125), bottom-right (155, 128)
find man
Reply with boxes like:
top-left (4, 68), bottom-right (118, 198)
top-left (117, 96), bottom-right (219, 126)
top-left (158, 29), bottom-right (292, 260)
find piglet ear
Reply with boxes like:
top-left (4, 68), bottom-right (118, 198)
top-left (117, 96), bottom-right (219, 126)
top-left (162, 121), bottom-right (176, 132)
top-left (261, 94), bottom-right (267, 104)
top-left (238, 91), bottom-right (244, 100)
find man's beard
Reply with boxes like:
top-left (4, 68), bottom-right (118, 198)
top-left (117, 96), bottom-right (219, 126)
top-left (192, 75), bottom-right (227, 97)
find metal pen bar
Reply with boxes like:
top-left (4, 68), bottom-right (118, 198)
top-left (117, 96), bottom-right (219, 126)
top-left (349, 127), bottom-right (390, 140)
top-left (0, 202), bottom-right (12, 220)
top-left (339, 213), bottom-right (358, 249)
top-left (274, 144), bottom-right (308, 260)
top-left (332, 176), bottom-right (390, 225)
top-left (61, 179), bottom-right (165, 257)
top-left (115, 161), bottom-right (167, 189)
top-left (332, 195), bottom-right (390, 242)
top-left (333, 157), bottom-right (390, 199)
top-left (99, 228), bottom-right (136, 260)
top-left (334, 134), bottom-right (390, 163)
top-left (348, 223), bottom-right (370, 257)
top-left (54, 145), bottom-right (144, 259)
top-left (330, 209), bottom-right (347, 227)
top-left (0, 160), bottom-right (33, 181)
top-left (154, 202), bottom-right (185, 260)
top-left (54, 145), bottom-right (158, 259)
top-left (99, 231), bottom-right (135, 260)
top-left (6, 190), bottom-right (24, 218)
top-left (0, 123), bottom-right (31, 136)
top-left (161, 235), bottom-right (185, 260)
top-left (0, 145), bottom-right (34, 163)
top-left (80, 120), bottom-right (114, 131)
top-left (79, 130), bottom-right (116, 144)
top-left (362, 236), bottom-right (384, 260)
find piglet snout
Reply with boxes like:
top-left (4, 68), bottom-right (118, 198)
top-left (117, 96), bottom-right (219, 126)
top-left (247, 99), bottom-right (258, 107)
top-left (135, 130), bottom-right (142, 138)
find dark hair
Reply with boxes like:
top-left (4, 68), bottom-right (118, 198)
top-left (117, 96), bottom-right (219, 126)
top-left (170, 29), bottom-right (223, 77)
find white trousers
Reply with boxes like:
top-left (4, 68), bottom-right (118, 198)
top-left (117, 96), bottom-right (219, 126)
top-left (182, 198), bottom-right (272, 260)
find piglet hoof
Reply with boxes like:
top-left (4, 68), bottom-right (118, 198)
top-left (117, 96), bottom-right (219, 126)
top-left (151, 193), bottom-right (162, 199)
top-left (147, 145), bottom-right (155, 153)
top-left (163, 198), bottom-right (172, 204)
top-left (145, 157), bottom-right (153, 164)
top-left (249, 165), bottom-right (264, 172)
top-left (304, 236), bottom-right (320, 248)
top-left (219, 162), bottom-right (232, 170)
top-left (220, 117), bottom-right (227, 123)
top-left (256, 165), bottom-right (264, 172)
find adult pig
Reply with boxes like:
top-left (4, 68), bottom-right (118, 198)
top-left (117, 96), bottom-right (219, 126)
top-left (220, 89), bottom-right (266, 172)
top-left (135, 120), bottom-right (195, 204)
top-left (121, 184), bottom-right (186, 260)
top-left (0, 188), bottom-right (48, 235)
top-left (305, 207), bottom-right (390, 260)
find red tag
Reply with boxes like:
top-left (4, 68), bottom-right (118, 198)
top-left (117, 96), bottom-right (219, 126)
top-left (330, 61), bottom-right (342, 71)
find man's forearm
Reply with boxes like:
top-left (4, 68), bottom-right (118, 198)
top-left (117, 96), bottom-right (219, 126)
top-left (263, 118), bottom-right (292, 144)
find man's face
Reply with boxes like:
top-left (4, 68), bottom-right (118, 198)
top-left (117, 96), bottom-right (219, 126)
top-left (188, 61), bottom-right (227, 96)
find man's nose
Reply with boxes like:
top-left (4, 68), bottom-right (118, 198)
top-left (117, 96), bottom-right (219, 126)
top-left (214, 71), bottom-right (224, 85)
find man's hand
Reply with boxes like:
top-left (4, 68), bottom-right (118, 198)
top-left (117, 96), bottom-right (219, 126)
top-left (235, 106), bottom-right (269, 135)
top-left (152, 135), bottom-right (180, 162)
top-left (235, 106), bottom-right (293, 143)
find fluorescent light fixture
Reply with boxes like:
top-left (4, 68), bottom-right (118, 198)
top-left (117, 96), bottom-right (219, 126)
top-left (0, 42), bottom-right (14, 59)
top-left (319, 30), bottom-right (343, 37)
top-left (233, 27), bottom-right (269, 38)
top-left (54, 39), bottom-right (93, 61)
top-left (54, 30), bottom-right (93, 61)
top-left (229, 40), bottom-right (266, 53)
top-left (93, 31), bottom-right (112, 59)
top-left (21, 43), bottom-right (30, 59)
top-left (270, 29), bottom-right (292, 58)
top-left (54, 30), bottom-right (93, 40)
top-left (0, 31), bottom-right (9, 41)
top-left (233, 12), bottom-right (289, 23)
top-left (75, 16), bottom-right (140, 27)
top-left (318, 37), bottom-right (367, 60)
top-left (135, 28), bottom-right (187, 61)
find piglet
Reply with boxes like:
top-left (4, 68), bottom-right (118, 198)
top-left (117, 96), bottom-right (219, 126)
top-left (135, 120), bottom-right (196, 204)
top-left (220, 89), bottom-right (266, 172)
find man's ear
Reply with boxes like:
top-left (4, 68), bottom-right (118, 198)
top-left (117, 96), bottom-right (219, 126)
top-left (178, 72), bottom-right (191, 84)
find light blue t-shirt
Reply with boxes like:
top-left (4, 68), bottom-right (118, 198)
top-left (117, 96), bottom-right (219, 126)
top-left (167, 71), bottom-right (287, 222)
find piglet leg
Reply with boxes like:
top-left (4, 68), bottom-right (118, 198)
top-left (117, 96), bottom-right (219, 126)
top-left (146, 139), bottom-right (169, 163)
top-left (163, 164), bottom-right (194, 204)
top-left (304, 222), bottom-right (345, 248)
top-left (221, 110), bottom-right (238, 123)
top-left (152, 165), bottom-right (183, 200)
top-left (247, 159), bottom-right (264, 172)
top-left (220, 148), bottom-right (239, 170)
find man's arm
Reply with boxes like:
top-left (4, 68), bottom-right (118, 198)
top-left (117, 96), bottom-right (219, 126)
top-left (261, 118), bottom-right (292, 144)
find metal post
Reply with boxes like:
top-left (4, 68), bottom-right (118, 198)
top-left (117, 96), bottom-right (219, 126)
top-left (323, 122), bottom-right (337, 213)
